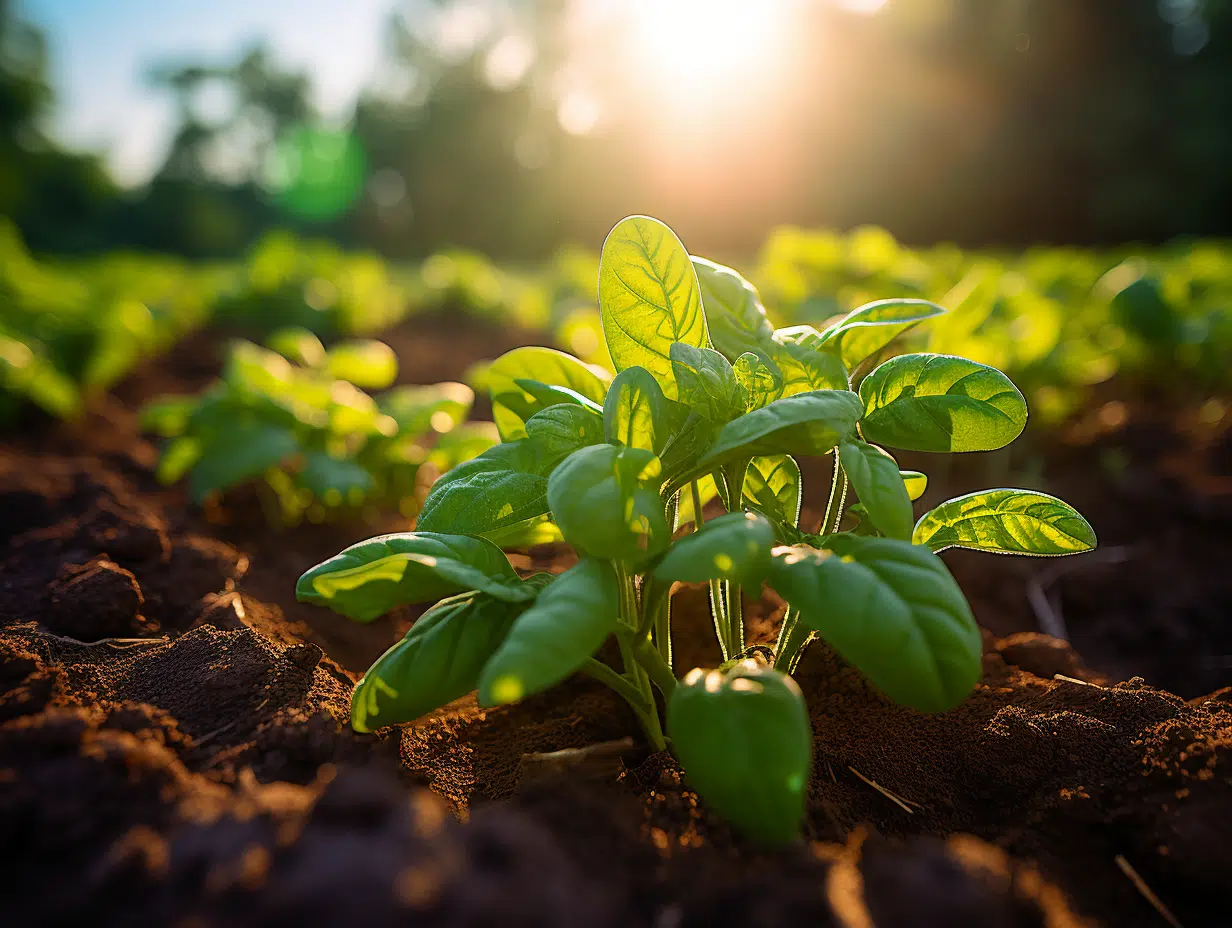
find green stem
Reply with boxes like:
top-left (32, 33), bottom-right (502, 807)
top-left (615, 632), bottom-right (667, 751)
top-left (774, 609), bottom-right (814, 674)
top-left (689, 479), bottom-right (706, 531)
top-left (635, 638), bottom-right (678, 698)
top-left (710, 579), bottom-right (730, 660)
top-left (581, 658), bottom-right (652, 713)
top-left (821, 449), bottom-right (842, 535)
top-left (832, 474), bottom-right (849, 533)
top-left (724, 580), bottom-right (744, 659)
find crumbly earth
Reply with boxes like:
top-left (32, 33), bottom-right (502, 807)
top-left (1, 317), bottom-right (1228, 926)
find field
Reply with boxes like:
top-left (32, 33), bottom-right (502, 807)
top-left (2, 221), bottom-right (1230, 926)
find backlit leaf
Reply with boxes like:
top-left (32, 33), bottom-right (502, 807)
top-left (604, 366), bottom-right (672, 453)
top-left (912, 489), bottom-right (1097, 556)
top-left (691, 256), bottom-right (774, 361)
top-left (599, 216), bottom-right (708, 399)
top-left (859, 353), bottom-right (1027, 453)
top-left (838, 439), bottom-right (913, 541)
top-left (742, 455), bottom-right (802, 528)
top-left (818, 299), bottom-right (946, 369)
top-left (670, 342), bottom-right (746, 423)
top-left (654, 511), bottom-right (775, 589)
top-left (483, 346), bottom-right (610, 440)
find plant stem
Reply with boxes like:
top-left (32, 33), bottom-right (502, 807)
top-left (689, 479), bottom-right (705, 532)
top-left (773, 609), bottom-right (814, 674)
top-left (614, 632), bottom-right (667, 752)
top-left (635, 638), bottom-right (678, 698)
top-left (832, 474), bottom-right (849, 533)
top-left (723, 580), bottom-right (744, 660)
top-left (821, 449), bottom-right (842, 535)
top-left (581, 658), bottom-right (652, 713)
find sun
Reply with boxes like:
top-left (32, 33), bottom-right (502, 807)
top-left (626, 0), bottom-right (796, 96)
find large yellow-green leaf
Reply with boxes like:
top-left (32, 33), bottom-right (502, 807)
top-left (912, 489), bottom-right (1097, 556)
top-left (691, 255), bottom-right (774, 361)
top-left (859, 353), bottom-right (1027, 453)
top-left (599, 216), bottom-right (708, 400)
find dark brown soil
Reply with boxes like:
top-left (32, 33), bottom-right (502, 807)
top-left (1, 316), bottom-right (1229, 926)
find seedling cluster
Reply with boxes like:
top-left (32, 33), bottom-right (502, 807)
top-left (142, 328), bottom-right (496, 523)
top-left (298, 216), bottom-right (1096, 843)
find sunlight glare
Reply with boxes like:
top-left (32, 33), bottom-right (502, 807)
top-left (628, 0), bottom-right (794, 94)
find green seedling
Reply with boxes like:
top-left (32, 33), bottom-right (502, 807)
top-left (298, 216), bottom-right (1096, 844)
top-left (142, 327), bottom-right (495, 523)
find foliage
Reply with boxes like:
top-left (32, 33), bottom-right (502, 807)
top-left (0, 220), bottom-right (222, 426)
top-left (143, 330), bottom-right (495, 524)
top-left (299, 215), bottom-right (1096, 844)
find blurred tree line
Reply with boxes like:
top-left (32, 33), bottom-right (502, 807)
top-left (4, 0), bottom-right (1232, 259)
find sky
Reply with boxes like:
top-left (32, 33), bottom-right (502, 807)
top-left (23, 0), bottom-right (395, 185)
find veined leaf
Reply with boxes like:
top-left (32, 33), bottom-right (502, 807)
top-left (694, 390), bottom-right (864, 473)
top-left (733, 352), bottom-right (783, 411)
top-left (604, 366), bottom-right (672, 453)
top-left (483, 346), bottom-right (610, 440)
top-left (479, 559), bottom-right (620, 706)
top-left (296, 531), bottom-right (533, 622)
top-left (654, 511), bottom-right (774, 589)
top-left (351, 590), bottom-right (525, 732)
top-left (513, 378), bottom-right (605, 416)
top-left (547, 444), bottom-right (669, 565)
top-left (658, 410), bottom-right (718, 484)
top-left (818, 299), bottom-right (946, 369)
top-left (912, 489), bottom-right (1097, 556)
top-left (416, 439), bottom-right (556, 537)
top-left (599, 216), bottom-right (708, 400)
top-left (860, 353), bottom-right (1027, 453)
top-left (670, 343), bottom-right (746, 423)
top-left (766, 536), bottom-right (981, 712)
top-left (668, 661), bottom-right (811, 845)
top-left (691, 256), bottom-right (774, 361)
top-left (769, 326), bottom-right (850, 396)
top-left (525, 403), bottom-right (605, 461)
top-left (742, 455), bottom-right (802, 528)
top-left (838, 439), bottom-right (913, 541)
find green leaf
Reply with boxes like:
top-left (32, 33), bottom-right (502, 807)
top-left (548, 444), bottom-right (669, 565)
top-left (859, 353), bottom-right (1027, 453)
top-left (266, 326), bottom-right (325, 367)
top-left (603, 366), bottom-right (671, 453)
top-left (691, 256), bottom-right (774, 360)
top-left (156, 436), bottom-right (201, 485)
top-left (140, 395), bottom-right (197, 438)
top-left (901, 470), bottom-right (928, 502)
top-left (674, 474), bottom-right (720, 526)
top-left (483, 346), bottom-right (610, 441)
top-left (670, 343), bottom-right (746, 423)
top-left (324, 340), bottom-right (398, 389)
top-left (188, 422), bottom-right (299, 502)
top-left (482, 513), bottom-right (564, 549)
top-left (654, 511), bottom-right (774, 588)
top-left (658, 411), bottom-right (718, 483)
top-left (766, 536), bottom-right (981, 712)
top-left (912, 489), bottom-right (1097, 556)
top-left (742, 455), bottom-right (802, 528)
top-left (416, 439), bottom-right (556, 537)
top-left (769, 326), bottom-right (850, 396)
top-left (525, 403), bottom-right (605, 461)
top-left (299, 451), bottom-right (374, 501)
top-left (478, 559), bottom-right (620, 706)
top-left (514, 378), bottom-right (605, 416)
top-left (668, 661), bottom-right (811, 845)
top-left (599, 216), bottom-right (709, 400)
top-left (694, 390), bottom-right (864, 473)
top-left (379, 382), bottom-right (474, 435)
top-left (296, 531), bottom-right (533, 622)
top-left (838, 440), bottom-right (913, 541)
top-left (350, 590), bottom-right (525, 732)
top-left (734, 352), bottom-right (783, 411)
top-left (818, 299), bottom-right (946, 369)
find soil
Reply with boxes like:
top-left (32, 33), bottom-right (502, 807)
top-left (1, 311), bottom-right (1229, 926)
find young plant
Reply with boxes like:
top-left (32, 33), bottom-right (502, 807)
top-left (142, 328), bottom-right (495, 524)
top-left (298, 216), bottom-right (1096, 843)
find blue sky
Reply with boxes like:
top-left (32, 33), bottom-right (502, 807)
top-left (23, 0), bottom-right (395, 185)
